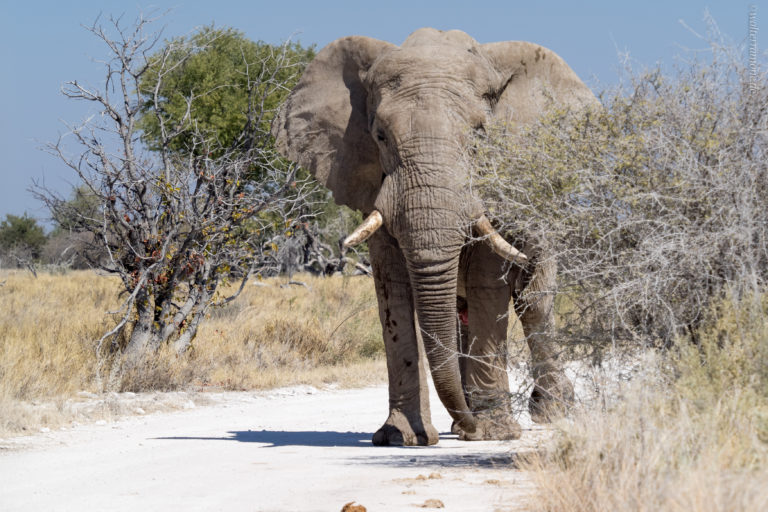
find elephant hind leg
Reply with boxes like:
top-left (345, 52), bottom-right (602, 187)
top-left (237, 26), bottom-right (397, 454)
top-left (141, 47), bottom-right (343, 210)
top-left (513, 254), bottom-right (574, 423)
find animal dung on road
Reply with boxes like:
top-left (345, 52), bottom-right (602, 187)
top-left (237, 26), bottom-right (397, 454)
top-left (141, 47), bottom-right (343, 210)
top-left (340, 502), bottom-right (367, 512)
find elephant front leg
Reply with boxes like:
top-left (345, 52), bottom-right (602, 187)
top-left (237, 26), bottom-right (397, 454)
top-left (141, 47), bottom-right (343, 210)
top-left (369, 231), bottom-right (439, 446)
top-left (458, 243), bottom-right (522, 441)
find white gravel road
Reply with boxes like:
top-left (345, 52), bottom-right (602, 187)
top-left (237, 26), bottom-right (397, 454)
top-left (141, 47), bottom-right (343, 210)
top-left (0, 384), bottom-right (545, 512)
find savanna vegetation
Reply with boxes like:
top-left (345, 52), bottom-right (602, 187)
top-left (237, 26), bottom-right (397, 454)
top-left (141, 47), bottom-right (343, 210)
top-left (0, 270), bottom-right (382, 435)
top-left (0, 9), bottom-right (766, 511)
top-left (0, 15), bottom-right (377, 437)
top-left (522, 294), bottom-right (768, 511)
top-left (467, 20), bottom-right (768, 511)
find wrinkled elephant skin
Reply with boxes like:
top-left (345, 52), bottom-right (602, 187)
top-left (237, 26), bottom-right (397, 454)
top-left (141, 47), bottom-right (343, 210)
top-left (272, 28), bottom-right (595, 445)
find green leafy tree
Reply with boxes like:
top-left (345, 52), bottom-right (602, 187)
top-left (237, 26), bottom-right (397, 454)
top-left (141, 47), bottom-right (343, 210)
top-left (0, 214), bottom-right (46, 260)
top-left (138, 26), bottom-right (314, 157)
top-left (49, 185), bottom-right (102, 234)
top-left (138, 26), bottom-right (365, 275)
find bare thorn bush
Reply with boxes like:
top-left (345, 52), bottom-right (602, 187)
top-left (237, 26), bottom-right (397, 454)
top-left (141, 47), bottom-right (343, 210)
top-left (469, 32), bottom-right (767, 352)
top-left (466, 22), bottom-right (768, 512)
top-left (34, 14), bottom-right (318, 359)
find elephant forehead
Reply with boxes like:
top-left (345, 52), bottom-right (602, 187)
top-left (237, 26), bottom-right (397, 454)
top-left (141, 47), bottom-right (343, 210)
top-left (401, 28), bottom-right (479, 51)
top-left (370, 46), bottom-right (495, 90)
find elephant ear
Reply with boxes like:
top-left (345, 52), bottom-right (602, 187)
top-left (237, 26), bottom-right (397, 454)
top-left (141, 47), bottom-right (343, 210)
top-left (272, 36), bottom-right (395, 212)
top-left (482, 41), bottom-right (598, 129)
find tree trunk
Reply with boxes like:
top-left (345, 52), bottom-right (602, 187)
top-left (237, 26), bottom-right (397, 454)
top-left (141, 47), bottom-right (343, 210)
top-left (124, 289), bottom-right (159, 360)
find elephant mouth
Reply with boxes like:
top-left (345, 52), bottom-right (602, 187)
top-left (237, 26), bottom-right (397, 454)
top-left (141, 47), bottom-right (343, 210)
top-left (343, 209), bottom-right (528, 265)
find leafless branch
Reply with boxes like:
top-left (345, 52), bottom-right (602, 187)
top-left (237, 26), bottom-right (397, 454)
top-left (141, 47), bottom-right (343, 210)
top-left (34, 13), bottom-right (318, 358)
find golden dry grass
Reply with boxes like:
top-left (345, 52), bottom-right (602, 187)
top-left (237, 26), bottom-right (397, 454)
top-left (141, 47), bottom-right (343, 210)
top-left (0, 270), bottom-right (384, 434)
top-left (522, 294), bottom-right (768, 512)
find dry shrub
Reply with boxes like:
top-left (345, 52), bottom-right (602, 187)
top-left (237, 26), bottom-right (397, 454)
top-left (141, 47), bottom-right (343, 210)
top-left (36, 16), bottom-right (319, 357)
top-left (676, 294), bottom-right (768, 408)
top-left (470, 32), bottom-right (767, 350)
top-left (0, 270), bottom-right (382, 434)
top-left (522, 294), bottom-right (768, 512)
top-left (466, 21), bottom-right (768, 511)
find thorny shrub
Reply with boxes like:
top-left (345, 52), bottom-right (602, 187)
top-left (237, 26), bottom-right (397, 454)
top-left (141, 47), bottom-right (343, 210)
top-left (469, 22), bottom-right (768, 512)
top-left (35, 14), bottom-right (318, 358)
top-left (469, 36), bottom-right (767, 351)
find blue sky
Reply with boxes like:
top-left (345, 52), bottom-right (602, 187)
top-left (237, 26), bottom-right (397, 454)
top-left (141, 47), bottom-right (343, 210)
top-left (0, 1), bottom-right (763, 224)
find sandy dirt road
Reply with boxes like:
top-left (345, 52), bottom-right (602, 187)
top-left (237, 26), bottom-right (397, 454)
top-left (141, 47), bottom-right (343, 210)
top-left (0, 384), bottom-right (544, 512)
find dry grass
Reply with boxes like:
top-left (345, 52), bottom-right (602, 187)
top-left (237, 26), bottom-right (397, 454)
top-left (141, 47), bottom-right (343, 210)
top-left (522, 294), bottom-right (768, 512)
top-left (0, 270), bottom-right (383, 435)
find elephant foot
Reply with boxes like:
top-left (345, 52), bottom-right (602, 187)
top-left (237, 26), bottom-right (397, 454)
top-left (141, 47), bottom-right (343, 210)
top-left (372, 410), bottom-right (439, 446)
top-left (529, 373), bottom-right (574, 423)
top-left (456, 411), bottom-right (521, 441)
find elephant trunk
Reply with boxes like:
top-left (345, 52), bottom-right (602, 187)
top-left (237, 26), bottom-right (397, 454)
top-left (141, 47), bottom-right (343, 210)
top-left (373, 163), bottom-right (477, 433)
top-left (408, 256), bottom-right (476, 433)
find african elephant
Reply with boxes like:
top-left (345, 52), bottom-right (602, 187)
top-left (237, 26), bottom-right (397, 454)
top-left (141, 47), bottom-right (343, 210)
top-left (272, 28), bottom-right (596, 445)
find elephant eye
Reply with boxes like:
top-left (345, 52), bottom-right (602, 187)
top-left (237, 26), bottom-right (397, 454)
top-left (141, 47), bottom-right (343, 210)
top-left (376, 129), bottom-right (388, 144)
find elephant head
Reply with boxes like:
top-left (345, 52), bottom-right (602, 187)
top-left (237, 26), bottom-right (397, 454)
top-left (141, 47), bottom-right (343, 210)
top-left (272, 28), bottom-right (595, 431)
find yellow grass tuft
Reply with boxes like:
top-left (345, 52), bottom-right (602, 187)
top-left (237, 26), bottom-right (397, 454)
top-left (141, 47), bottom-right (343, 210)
top-left (0, 270), bottom-right (384, 434)
top-left (0, 270), bottom-right (119, 401)
top-left (522, 294), bottom-right (768, 512)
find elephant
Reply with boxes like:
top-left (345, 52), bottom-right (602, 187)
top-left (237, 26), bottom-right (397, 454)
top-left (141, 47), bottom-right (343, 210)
top-left (272, 28), bottom-right (597, 445)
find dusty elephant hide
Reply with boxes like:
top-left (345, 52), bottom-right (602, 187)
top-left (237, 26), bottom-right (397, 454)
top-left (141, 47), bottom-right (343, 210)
top-left (273, 27), bottom-right (597, 445)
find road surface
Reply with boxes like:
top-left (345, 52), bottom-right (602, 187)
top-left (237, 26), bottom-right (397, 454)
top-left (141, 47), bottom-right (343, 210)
top-left (0, 384), bottom-right (544, 512)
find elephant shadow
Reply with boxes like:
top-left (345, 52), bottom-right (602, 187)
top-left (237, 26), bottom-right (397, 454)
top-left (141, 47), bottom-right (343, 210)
top-left (154, 430), bottom-right (372, 447)
top-left (155, 431), bottom-right (528, 469)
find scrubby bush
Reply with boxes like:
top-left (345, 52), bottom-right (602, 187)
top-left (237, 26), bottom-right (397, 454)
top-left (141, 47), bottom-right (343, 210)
top-left (523, 293), bottom-right (768, 512)
top-left (470, 32), bottom-right (767, 351)
top-left (468, 22), bottom-right (768, 511)
top-left (35, 15), bottom-right (317, 357)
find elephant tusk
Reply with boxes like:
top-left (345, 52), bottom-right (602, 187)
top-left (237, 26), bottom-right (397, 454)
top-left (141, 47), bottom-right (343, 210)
top-left (474, 215), bottom-right (528, 264)
top-left (343, 210), bottom-right (383, 248)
